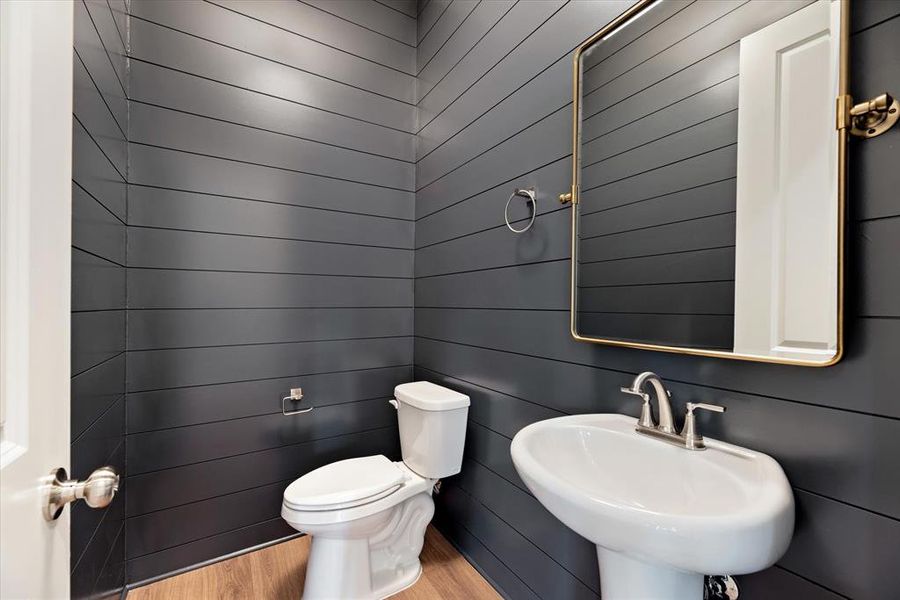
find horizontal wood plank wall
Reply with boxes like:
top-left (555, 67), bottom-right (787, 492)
top-left (125, 0), bottom-right (415, 584)
top-left (71, 1), bottom-right (129, 597)
top-left (414, 1), bottom-right (900, 599)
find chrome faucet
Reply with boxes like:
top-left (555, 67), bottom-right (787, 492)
top-left (621, 372), bottom-right (725, 450)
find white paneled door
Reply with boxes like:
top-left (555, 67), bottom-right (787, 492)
top-left (0, 1), bottom-right (74, 598)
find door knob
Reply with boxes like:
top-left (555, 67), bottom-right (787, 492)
top-left (42, 466), bottom-right (119, 521)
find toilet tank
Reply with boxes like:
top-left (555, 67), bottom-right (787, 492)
top-left (394, 382), bottom-right (470, 479)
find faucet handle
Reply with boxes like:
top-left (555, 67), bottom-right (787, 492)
top-left (682, 402), bottom-right (725, 450)
top-left (685, 402), bottom-right (726, 414)
top-left (621, 387), bottom-right (655, 428)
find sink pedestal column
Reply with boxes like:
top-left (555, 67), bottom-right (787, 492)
top-left (597, 547), bottom-right (704, 600)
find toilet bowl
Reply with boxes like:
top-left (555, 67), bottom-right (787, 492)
top-left (281, 382), bottom-right (470, 600)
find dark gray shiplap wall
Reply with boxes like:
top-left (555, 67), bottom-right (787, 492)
top-left (415, 1), bottom-right (900, 600)
top-left (124, 0), bottom-right (415, 583)
top-left (71, 0), bottom-right (129, 597)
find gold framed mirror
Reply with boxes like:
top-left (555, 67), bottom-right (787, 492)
top-left (564, 0), bottom-right (851, 367)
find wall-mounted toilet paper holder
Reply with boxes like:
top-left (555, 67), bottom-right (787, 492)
top-left (283, 388), bottom-right (313, 416)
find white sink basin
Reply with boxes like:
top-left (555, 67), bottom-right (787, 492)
top-left (511, 414), bottom-right (794, 600)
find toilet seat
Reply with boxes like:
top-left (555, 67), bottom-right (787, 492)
top-left (283, 455), bottom-right (405, 512)
top-left (282, 460), bottom-right (433, 528)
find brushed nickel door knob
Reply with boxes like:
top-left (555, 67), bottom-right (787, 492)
top-left (42, 466), bottom-right (119, 521)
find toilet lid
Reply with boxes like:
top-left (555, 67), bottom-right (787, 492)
top-left (283, 455), bottom-right (405, 511)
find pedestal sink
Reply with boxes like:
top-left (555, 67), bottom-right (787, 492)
top-left (510, 414), bottom-right (794, 600)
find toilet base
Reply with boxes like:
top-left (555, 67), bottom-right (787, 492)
top-left (374, 560), bottom-right (422, 599)
top-left (300, 492), bottom-right (435, 600)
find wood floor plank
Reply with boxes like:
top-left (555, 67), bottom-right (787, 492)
top-left (127, 525), bottom-right (500, 599)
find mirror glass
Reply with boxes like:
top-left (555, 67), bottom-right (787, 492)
top-left (573, 0), bottom-right (844, 365)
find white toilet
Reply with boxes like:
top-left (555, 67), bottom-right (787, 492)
top-left (281, 381), bottom-right (470, 600)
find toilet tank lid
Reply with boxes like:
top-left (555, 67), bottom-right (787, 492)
top-left (394, 381), bottom-right (470, 411)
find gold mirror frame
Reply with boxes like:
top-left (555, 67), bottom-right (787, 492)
top-left (565, 0), bottom-right (849, 367)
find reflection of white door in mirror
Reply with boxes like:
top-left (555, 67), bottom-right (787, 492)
top-left (733, 0), bottom-right (840, 360)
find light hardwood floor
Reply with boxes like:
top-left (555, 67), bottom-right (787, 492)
top-left (128, 526), bottom-right (501, 600)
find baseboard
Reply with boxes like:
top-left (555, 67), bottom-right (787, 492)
top-left (123, 532), bottom-right (304, 594)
